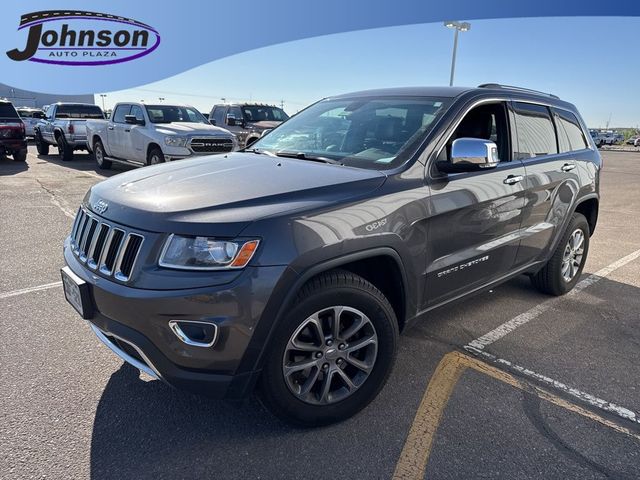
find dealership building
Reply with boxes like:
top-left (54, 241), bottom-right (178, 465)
top-left (0, 82), bottom-right (94, 109)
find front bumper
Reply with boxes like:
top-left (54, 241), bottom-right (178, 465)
top-left (64, 243), bottom-right (288, 399)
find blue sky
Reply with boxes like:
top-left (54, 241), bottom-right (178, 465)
top-left (104, 17), bottom-right (639, 128)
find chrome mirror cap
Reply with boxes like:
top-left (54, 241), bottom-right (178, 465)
top-left (451, 137), bottom-right (499, 169)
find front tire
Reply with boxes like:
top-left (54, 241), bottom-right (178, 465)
top-left (35, 131), bottom-right (49, 155)
top-left (93, 140), bottom-right (111, 169)
top-left (56, 135), bottom-right (74, 161)
top-left (146, 147), bottom-right (165, 166)
top-left (531, 213), bottom-right (590, 296)
top-left (259, 270), bottom-right (398, 427)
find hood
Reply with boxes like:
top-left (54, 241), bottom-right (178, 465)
top-left (248, 120), bottom-right (281, 130)
top-left (154, 122), bottom-right (232, 136)
top-left (86, 153), bottom-right (386, 237)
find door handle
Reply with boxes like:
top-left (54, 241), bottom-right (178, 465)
top-left (107, 126), bottom-right (114, 130)
top-left (124, 129), bottom-right (130, 133)
top-left (561, 163), bottom-right (576, 172)
top-left (503, 174), bottom-right (524, 185)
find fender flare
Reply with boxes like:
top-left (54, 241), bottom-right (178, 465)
top-left (237, 247), bottom-right (409, 377)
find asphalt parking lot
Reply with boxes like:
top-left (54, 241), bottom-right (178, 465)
top-left (1, 147), bottom-right (639, 479)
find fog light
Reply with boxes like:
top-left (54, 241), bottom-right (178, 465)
top-left (169, 320), bottom-right (218, 348)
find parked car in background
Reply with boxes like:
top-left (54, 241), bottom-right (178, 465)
top-left (16, 107), bottom-right (46, 137)
top-left (34, 103), bottom-right (104, 161)
top-left (86, 102), bottom-right (237, 169)
top-left (62, 84), bottom-right (601, 426)
top-left (0, 99), bottom-right (27, 161)
top-left (625, 136), bottom-right (638, 145)
top-left (634, 138), bottom-right (640, 147)
top-left (209, 103), bottom-right (289, 149)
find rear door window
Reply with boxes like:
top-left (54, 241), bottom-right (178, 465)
top-left (56, 104), bottom-right (104, 119)
top-left (513, 102), bottom-right (558, 159)
top-left (553, 108), bottom-right (589, 152)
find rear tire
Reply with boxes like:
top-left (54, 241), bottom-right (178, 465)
top-left (530, 213), bottom-right (590, 296)
top-left (93, 140), bottom-right (111, 169)
top-left (12, 149), bottom-right (27, 162)
top-left (259, 269), bottom-right (398, 427)
top-left (146, 147), bottom-right (165, 166)
top-left (56, 134), bottom-right (74, 161)
top-left (35, 131), bottom-right (49, 155)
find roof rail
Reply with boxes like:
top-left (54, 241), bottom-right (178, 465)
top-left (477, 83), bottom-right (559, 99)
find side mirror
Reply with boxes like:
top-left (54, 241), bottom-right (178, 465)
top-left (437, 137), bottom-right (499, 173)
top-left (125, 115), bottom-right (144, 126)
top-left (226, 114), bottom-right (237, 127)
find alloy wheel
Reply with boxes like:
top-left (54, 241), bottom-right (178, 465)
top-left (282, 306), bottom-right (378, 405)
top-left (561, 228), bottom-right (585, 282)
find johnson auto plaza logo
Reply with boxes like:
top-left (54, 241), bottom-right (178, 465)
top-left (6, 10), bottom-right (160, 66)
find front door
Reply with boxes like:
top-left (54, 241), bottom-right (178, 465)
top-left (425, 101), bottom-right (527, 306)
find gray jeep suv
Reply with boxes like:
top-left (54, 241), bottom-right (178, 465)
top-left (62, 85), bottom-right (601, 426)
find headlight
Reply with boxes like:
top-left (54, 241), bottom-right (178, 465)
top-left (164, 135), bottom-right (187, 147)
top-left (159, 235), bottom-right (259, 270)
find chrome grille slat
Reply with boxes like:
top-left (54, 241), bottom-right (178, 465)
top-left (68, 207), bottom-right (145, 283)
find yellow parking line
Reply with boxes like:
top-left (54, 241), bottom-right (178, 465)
top-left (393, 351), bottom-right (640, 480)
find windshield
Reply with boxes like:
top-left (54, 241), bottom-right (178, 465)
top-left (242, 105), bottom-right (289, 123)
top-left (56, 104), bottom-right (104, 119)
top-left (250, 96), bottom-right (449, 170)
top-left (145, 105), bottom-right (208, 124)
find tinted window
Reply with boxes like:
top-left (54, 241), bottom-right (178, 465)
top-left (130, 105), bottom-right (145, 122)
top-left (56, 104), bottom-right (104, 119)
top-left (228, 107), bottom-right (243, 124)
top-left (242, 105), bottom-right (289, 122)
top-left (211, 106), bottom-right (226, 126)
top-left (553, 109), bottom-right (588, 152)
top-left (513, 102), bottom-right (558, 159)
top-left (112, 105), bottom-right (131, 123)
top-left (0, 103), bottom-right (19, 119)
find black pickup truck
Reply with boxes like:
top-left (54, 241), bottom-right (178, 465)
top-left (0, 100), bottom-right (27, 162)
top-left (62, 84), bottom-right (601, 426)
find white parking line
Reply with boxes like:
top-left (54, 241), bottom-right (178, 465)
top-left (467, 248), bottom-right (640, 351)
top-left (465, 347), bottom-right (640, 425)
top-left (0, 281), bottom-right (62, 300)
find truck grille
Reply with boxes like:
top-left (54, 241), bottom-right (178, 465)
top-left (189, 137), bottom-right (234, 153)
top-left (70, 207), bottom-right (144, 282)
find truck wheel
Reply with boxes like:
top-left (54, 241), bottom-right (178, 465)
top-left (259, 270), bottom-right (398, 426)
top-left (147, 147), bottom-right (165, 166)
top-left (56, 135), bottom-right (74, 161)
top-left (530, 213), bottom-right (590, 296)
top-left (13, 149), bottom-right (27, 162)
top-left (94, 140), bottom-right (112, 169)
top-left (35, 132), bottom-right (49, 155)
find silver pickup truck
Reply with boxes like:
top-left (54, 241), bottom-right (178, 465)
top-left (35, 103), bottom-right (105, 161)
top-left (85, 102), bottom-right (237, 169)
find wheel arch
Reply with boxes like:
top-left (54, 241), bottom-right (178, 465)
top-left (146, 142), bottom-right (162, 158)
top-left (239, 248), bottom-right (410, 381)
top-left (573, 196), bottom-right (599, 236)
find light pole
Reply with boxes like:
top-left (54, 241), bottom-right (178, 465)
top-left (444, 21), bottom-right (471, 86)
top-left (158, 97), bottom-right (165, 103)
top-left (99, 94), bottom-right (107, 110)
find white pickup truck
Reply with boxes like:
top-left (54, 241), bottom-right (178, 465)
top-left (85, 102), bottom-right (237, 169)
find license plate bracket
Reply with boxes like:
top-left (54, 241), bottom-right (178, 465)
top-left (61, 266), bottom-right (94, 319)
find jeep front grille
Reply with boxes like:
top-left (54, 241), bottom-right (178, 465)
top-left (189, 137), bottom-right (234, 153)
top-left (70, 207), bottom-right (144, 282)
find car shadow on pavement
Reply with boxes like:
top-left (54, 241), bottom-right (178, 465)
top-left (35, 150), bottom-right (133, 178)
top-left (89, 363), bottom-right (293, 480)
top-left (0, 155), bottom-right (29, 175)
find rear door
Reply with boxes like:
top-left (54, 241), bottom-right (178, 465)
top-left (425, 100), bottom-right (528, 305)
top-left (511, 101), bottom-right (582, 267)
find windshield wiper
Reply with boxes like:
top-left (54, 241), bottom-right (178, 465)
top-left (274, 151), bottom-right (343, 165)
top-left (244, 148), bottom-right (276, 157)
